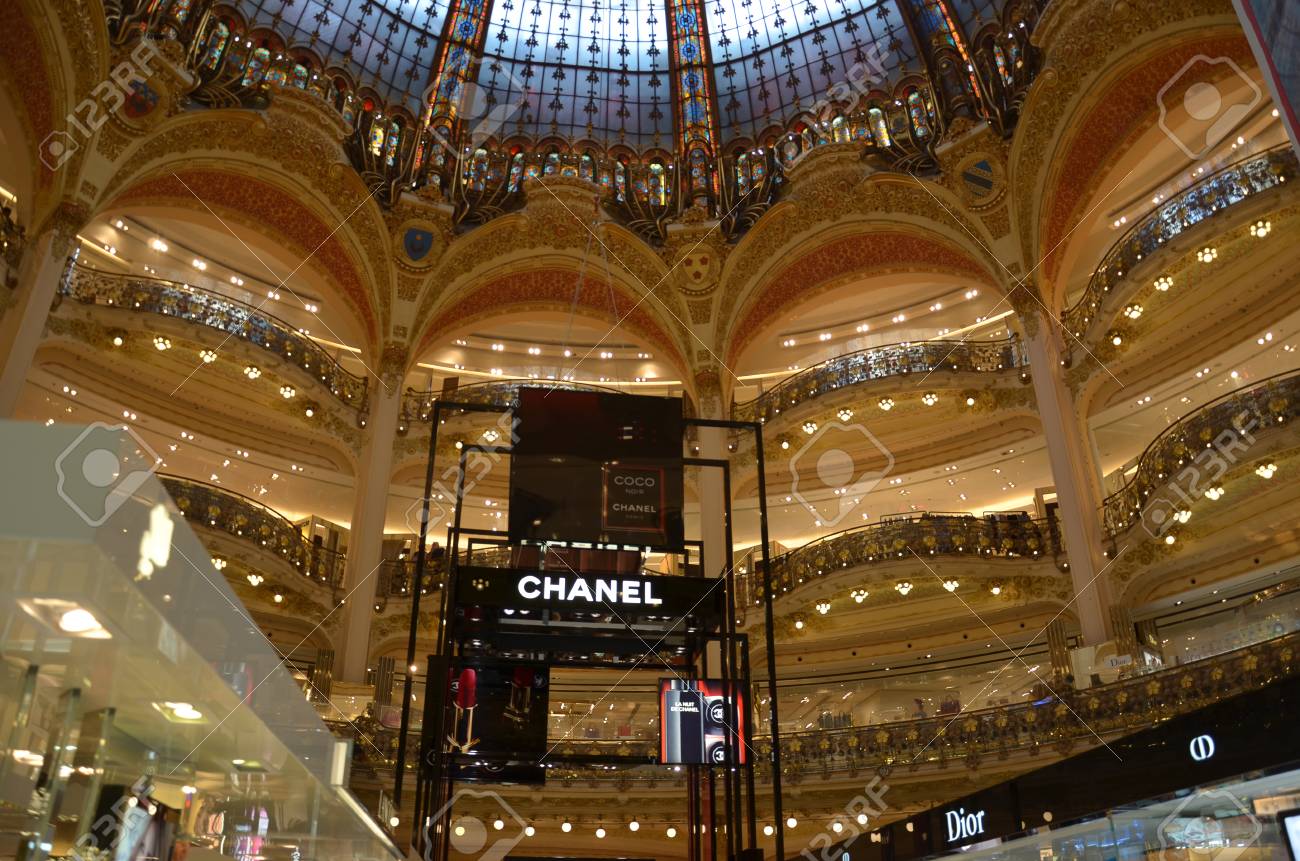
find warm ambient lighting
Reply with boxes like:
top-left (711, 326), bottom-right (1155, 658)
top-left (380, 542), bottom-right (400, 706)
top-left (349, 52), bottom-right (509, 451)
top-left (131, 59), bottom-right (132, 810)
top-left (878, 397), bottom-right (894, 411)
top-left (243, 365), bottom-right (261, 379)
top-left (990, 585), bottom-right (1002, 595)
top-left (802, 421), bottom-right (818, 434)
top-left (793, 619), bottom-right (805, 630)
top-left (211, 557), bottom-right (227, 570)
top-left (921, 392), bottom-right (938, 406)
top-left (851, 588), bottom-right (869, 603)
top-left (493, 819), bottom-right (505, 831)
top-left (1256, 463), bottom-right (1277, 479)
top-left (1123, 304), bottom-right (1143, 319)
top-left (837, 407), bottom-right (853, 421)
top-left (1250, 219), bottom-right (1271, 238)
top-left (58, 608), bottom-right (103, 634)
top-left (895, 581), bottom-right (913, 596)
top-left (628, 819), bottom-right (640, 832)
top-left (1154, 275), bottom-right (1173, 291)
top-left (388, 816), bottom-right (400, 828)
top-left (524, 825), bottom-right (535, 837)
top-left (666, 827), bottom-right (678, 838)
top-left (832, 821), bottom-right (844, 833)
top-left (561, 821), bottom-right (572, 833)
top-left (199, 349), bottom-right (217, 363)
top-left (942, 579), bottom-right (959, 592)
top-left (1196, 246), bottom-right (1217, 263)
top-left (815, 601), bottom-right (830, 615)
top-left (280, 385), bottom-right (296, 399)
top-left (965, 396), bottom-right (977, 406)
top-left (153, 336), bottom-right (171, 350)
top-left (1110, 333), bottom-right (1123, 347)
top-left (787, 816), bottom-right (798, 829)
top-left (595, 827), bottom-right (606, 839)
top-left (764, 824), bottom-right (775, 836)
top-left (246, 574), bottom-right (264, 586)
top-left (1204, 486), bottom-right (1224, 500)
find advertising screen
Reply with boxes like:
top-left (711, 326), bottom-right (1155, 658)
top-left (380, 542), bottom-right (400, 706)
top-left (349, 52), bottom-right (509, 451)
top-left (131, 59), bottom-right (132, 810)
top-left (509, 388), bottom-right (684, 549)
top-left (659, 679), bottom-right (747, 765)
top-left (445, 660), bottom-right (550, 759)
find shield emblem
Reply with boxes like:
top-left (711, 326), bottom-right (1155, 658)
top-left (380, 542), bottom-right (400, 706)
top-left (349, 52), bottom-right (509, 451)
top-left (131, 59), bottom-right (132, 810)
top-left (124, 81), bottom-right (160, 119)
top-left (404, 228), bottom-right (435, 262)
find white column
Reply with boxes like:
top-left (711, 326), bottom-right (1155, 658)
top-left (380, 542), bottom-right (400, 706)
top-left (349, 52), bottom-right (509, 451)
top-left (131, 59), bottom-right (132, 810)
top-left (1023, 315), bottom-right (1114, 645)
top-left (0, 207), bottom-right (83, 417)
top-left (694, 368), bottom-right (730, 580)
top-left (337, 378), bottom-right (403, 682)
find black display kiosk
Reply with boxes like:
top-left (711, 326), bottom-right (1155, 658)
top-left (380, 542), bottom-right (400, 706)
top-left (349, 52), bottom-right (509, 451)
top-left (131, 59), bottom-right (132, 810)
top-left (395, 387), bottom-right (782, 861)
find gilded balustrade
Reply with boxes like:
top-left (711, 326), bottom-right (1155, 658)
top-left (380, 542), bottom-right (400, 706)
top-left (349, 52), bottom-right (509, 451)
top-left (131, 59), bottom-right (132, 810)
top-left (160, 474), bottom-right (346, 588)
top-left (58, 263), bottom-right (368, 410)
top-left (733, 337), bottom-right (1028, 425)
top-left (344, 628), bottom-right (1300, 781)
top-left (1101, 369), bottom-right (1300, 537)
top-left (1062, 146), bottom-right (1298, 341)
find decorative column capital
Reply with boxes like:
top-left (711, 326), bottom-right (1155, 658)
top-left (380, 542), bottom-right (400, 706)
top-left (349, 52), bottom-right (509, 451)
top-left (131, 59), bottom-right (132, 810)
top-left (35, 200), bottom-right (91, 258)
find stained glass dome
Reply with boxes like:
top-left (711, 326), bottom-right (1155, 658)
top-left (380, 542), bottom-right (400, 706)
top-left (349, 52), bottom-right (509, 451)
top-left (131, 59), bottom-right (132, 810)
top-left (227, 0), bottom-right (1021, 149)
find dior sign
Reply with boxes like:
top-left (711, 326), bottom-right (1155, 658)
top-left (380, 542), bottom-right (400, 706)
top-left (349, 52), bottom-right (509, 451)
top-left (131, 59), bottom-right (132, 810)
top-left (945, 808), bottom-right (987, 844)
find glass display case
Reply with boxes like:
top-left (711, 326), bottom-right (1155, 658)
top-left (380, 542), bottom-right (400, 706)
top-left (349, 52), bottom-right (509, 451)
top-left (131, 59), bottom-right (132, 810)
top-left (0, 421), bottom-right (401, 861)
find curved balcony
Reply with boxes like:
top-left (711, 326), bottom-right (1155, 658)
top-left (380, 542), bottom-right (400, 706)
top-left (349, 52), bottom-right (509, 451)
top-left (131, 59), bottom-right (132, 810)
top-left (1063, 145), bottom-right (1297, 342)
top-left (400, 379), bottom-right (634, 423)
top-left (160, 474), bottom-right (346, 588)
top-left (742, 510), bottom-right (1064, 605)
top-left (1101, 369), bottom-right (1300, 537)
top-left (57, 263), bottom-right (368, 410)
top-left (732, 337), bottom-right (1028, 425)
top-left (349, 626), bottom-right (1300, 782)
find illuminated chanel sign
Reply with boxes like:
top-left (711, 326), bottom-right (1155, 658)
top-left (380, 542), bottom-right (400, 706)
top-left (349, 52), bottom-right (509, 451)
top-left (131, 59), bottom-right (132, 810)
top-left (945, 808), bottom-right (987, 843)
top-left (1189, 734), bottom-right (1216, 761)
top-left (516, 574), bottom-right (663, 607)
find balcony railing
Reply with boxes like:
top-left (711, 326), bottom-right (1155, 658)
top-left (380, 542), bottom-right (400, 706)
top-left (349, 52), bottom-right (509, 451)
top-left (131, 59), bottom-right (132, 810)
top-left (743, 510), bottom-right (1063, 604)
top-left (160, 474), bottom-right (346, 588)
top-left (732, 337), bottom-right (1028, 425)
top-left (400, 379), bottom-right (630, 421)
top-left (1101, 369), bottom-right (1300, 537)
top-left (345, 626), bottom-right (1300, 781)
top-left (58, 263), bottom-right (368, 410)
top-left (1063, 145), bottom-right (1297, 341)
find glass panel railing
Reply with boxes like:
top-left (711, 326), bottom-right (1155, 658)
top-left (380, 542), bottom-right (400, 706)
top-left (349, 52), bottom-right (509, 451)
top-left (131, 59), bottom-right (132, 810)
top-left (0, 420), bottom-right (400, 861)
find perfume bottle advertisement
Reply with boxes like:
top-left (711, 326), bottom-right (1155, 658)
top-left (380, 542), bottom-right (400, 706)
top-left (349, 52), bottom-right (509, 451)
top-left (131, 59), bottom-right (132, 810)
top-left (658, 678), bottom-right (746, 765)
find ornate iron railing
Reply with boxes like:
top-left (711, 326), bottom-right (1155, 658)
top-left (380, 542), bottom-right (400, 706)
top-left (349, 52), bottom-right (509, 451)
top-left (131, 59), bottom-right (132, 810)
top-left (741, 511), bottom-right (1063, 604)
top-left (1063, 145), bottom-right (1297, 341)
top-left (733, 337), bottom-right (1028, 424)
top-left (347, 628), bottom-right (1300, 780)
top-left (160, 474), bottom-right (346, 588)
top-left (58, 263), bottom-right (368, 410)
top-left (1101, 369), bottom-right (1300, 537)
top-left (400, 379), bottom-right (628, 421)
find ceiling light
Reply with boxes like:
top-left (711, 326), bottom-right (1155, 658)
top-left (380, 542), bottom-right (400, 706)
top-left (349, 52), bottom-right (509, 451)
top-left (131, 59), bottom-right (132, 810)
top-left (921, 392), bottom-right (938, 406)
top-left (802, 421), bottom-right (817, 434)
top-left (628, 820), bottom-right (639, 832)
top-left (857, 813), bottom-right (869, 825)
top-left (199, 349), bottom-right (217, 363)
top-left (561, 821), bottom-right (572, 833)
top-left (832, 821), bottom-right (844, 833)
top-left (666, 827), bottom-right (678, 838)
top-left (793, 619), bottom-right (804, 630)
top-left (280, 385), bottom-right (296, 399)
top-left (192, 258), bottom-right (207, 271)
top-left (58, 608), bottom-right (105, 635)
top-left (150, 238), bottom-right (168, 252)
top-left (1123, 304), bottom-right (1143, 319)
top-left (895, 582), bottom-right (913, 595)
top-left (1250, 220), bottom-right (1271, 238)
top-left (230, 276), bottom-right (244, 286)
top-left (153, 336), bottom-right (171, 351)
top-left (1256, 463), bottom-right (1277, 479)
top-left (1154, 275), bottom-right (1173, 291)
top-left (851, 588), bottom-right (868, 603)
top-left (787, 816), bottom-right (798, 829)
top-left (273, 593), bottom-right (283, 603)
top-left (524, 825), bottom-right (535, 837)
top-left (942, 579), bottom-right (959, 592)
top-left (211, 557), bottom-right (227, 570)
top-left (815, 601), bottom-right (830, 615)
top-left (764, 825), bottom-right (775, 836)
top-left (966, 396), bottom-right (977, 406)
top-left (1204, 486), bottom-right (1224, 500)
top-left (1196, 246), bottom-right (1217, 263)
top-left (878, 397), bottom-right (894, 411)
top-left (819, 332), bottom-right (832, 341)
top-left (780, 440), bottom-right (790, 450)
top-left (990, 585), bottom-right (1002, 595)
top-left (595, 827), bottom-right (606, 839)
top-left (837, 407), bottom-right (853, 421)
top-left (1110, 334), bottom-right (1123, 346)
top-left (246, 574), bottom-right (264, 586)
top-left (493, 819), bottom-right (505, 831)
top-left (243, 365), bottom-right (261, 380)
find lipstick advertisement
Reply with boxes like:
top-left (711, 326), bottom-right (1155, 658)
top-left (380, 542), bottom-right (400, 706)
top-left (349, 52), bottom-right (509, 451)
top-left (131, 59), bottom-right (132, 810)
top-left (659, 679), bottom-right (746, 765)
top-left (446, 660), bottom-right (550, 758)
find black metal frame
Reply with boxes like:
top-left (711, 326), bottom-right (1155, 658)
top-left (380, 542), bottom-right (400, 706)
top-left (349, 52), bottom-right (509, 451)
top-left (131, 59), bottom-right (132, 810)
top-left (394, 400), bottom-right (781, 860)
